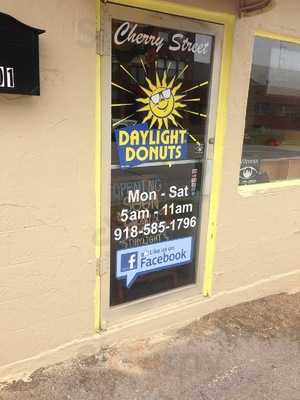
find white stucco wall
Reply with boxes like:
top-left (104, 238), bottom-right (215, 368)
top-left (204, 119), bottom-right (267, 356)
top-left (0, 0), bottom-right (299, 381)
top-left (213, 0), bottom-right (300, 294)
top-left (0, 0), bottom-right (96, 369)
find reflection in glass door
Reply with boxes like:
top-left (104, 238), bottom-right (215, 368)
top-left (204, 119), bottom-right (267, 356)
top-left (104, 9), bottom-right (220, 308)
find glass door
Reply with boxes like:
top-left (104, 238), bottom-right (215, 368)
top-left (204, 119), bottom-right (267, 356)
top-left (100, 4), bottom-right (222, 325)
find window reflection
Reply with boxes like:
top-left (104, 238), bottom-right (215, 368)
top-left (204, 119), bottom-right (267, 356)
top-left (240, 37), bottom-right (300, 185)
top-left (110, 20), bottom-right (214, 306)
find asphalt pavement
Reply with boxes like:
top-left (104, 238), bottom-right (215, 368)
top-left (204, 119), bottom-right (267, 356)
top-left (1, 292), bottom-right (299, 400)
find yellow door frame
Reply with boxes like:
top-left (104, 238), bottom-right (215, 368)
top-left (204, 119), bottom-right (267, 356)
top-left (95, 0), bottom-right (102, 331)
top-left (95, 0), bottom-right (236, 331)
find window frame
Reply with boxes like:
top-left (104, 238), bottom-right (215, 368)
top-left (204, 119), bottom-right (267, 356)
top-left (99, 3), bottom-right (225, 329)
top-left (239, 30), bottom-right (300, 195)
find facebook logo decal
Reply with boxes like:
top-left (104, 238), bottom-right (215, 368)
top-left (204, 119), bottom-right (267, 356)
top-left (120, 252), bottom-right (138, 272)
top-left (116, 237), bottom-right (193, 289)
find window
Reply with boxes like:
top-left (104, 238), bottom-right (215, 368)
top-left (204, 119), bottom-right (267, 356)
top-left (110, 19), bottom-right (214, 306)
top-left (240, 36), bottom-right (300, 186)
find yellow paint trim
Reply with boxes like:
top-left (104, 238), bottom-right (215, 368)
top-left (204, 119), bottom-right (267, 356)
top-left (107, 0), bottom-right (235, 25)
top-left (96, 0), bottom-right (236, 309)
top-left (256, 30), bottom-right (300, 45)
top-left (203, 21), bottom-right (235, 296)
top-left (239, 179), bottom-right (300, 195)
top-left (95, 0), bottom-right (101, 332)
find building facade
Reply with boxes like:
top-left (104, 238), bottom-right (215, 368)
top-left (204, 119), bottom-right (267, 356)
top-left (0, 0), bottom-right (299, 380)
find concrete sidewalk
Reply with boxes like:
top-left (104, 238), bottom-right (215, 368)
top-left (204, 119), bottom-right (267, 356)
top-left (1, 292), bottom-right (299, 400)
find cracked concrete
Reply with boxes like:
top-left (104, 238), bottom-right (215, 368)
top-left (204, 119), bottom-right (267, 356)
top-left (0, 292), bottom-right (299, 400)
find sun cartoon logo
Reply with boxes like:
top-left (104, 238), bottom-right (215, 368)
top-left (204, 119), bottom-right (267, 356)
top-left (112, 60), bottom-right (208, 132)
top-left (136, 72), bottom-right (185, 129)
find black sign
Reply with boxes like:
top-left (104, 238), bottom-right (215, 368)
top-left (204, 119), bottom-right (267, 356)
top-left (0, 13), bottom-right (45, 96)
top-left (240, 158), bottom-right (260, 185)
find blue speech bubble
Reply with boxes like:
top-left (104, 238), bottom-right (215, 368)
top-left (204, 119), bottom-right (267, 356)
top-left (116, 237), bottom-right (193, 288)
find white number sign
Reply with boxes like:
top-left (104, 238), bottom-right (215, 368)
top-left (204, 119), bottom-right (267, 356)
top-left (0, 66), bottom-right (15, 88)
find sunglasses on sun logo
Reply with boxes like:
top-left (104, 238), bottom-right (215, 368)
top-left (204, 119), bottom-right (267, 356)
top-left (150, 88), bottom-right (171, 104)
